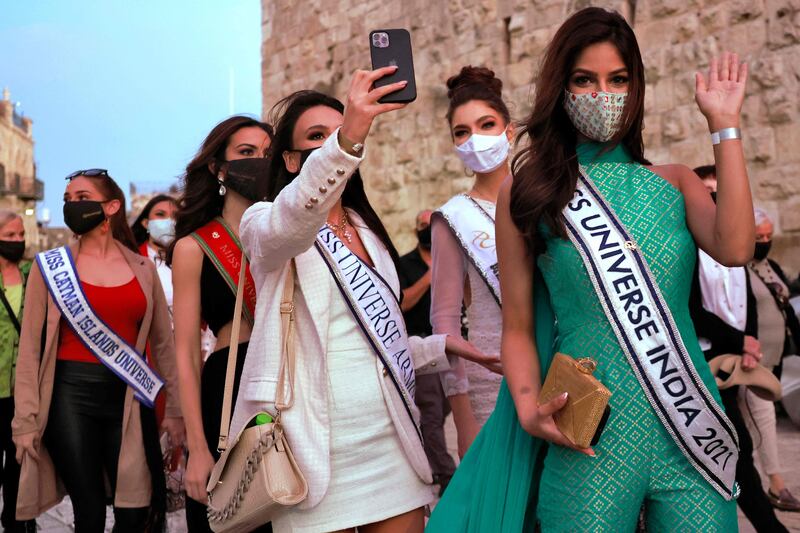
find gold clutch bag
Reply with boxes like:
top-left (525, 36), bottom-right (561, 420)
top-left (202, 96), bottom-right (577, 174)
top-left (539, 353), bottom-right (612, 448)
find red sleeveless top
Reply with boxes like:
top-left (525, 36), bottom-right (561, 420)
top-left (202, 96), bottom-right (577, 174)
top-left (57, 277), bottom-right (146, 363)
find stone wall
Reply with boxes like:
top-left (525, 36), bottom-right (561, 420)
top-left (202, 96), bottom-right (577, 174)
top-left (261, 0), bottom-right (800, 273)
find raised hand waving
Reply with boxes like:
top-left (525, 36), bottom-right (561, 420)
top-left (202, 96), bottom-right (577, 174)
top-left (695, 51), bottom-right (748, 131)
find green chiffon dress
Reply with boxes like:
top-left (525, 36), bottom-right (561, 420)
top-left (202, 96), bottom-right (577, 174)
top-left (426, 143), bottom-right (738, 532)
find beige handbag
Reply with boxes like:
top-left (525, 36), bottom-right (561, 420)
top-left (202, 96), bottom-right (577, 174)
top-left (206, 258), bottom-right (308, 532)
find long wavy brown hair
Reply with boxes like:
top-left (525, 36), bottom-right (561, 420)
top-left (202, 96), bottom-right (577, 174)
top-left (166, 116), bottom-right (272, 264)
top-left (510, 7), bottom-right (649, 253)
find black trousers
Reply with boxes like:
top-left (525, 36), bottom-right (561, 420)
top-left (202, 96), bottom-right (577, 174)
top-left (0, 397), bottom-right (35, 532)
top-left (184, 343), bottom-right (271, 533)
top-left (721, 387), bottom-right (788, 533)
top-left (45, 361), bottom-right (149, 533)
top-left (414, 373), bottom-right (456, 481)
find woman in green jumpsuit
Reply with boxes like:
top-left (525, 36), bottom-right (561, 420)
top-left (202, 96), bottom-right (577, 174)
top-left (427, 7), bottom-right (754, 532)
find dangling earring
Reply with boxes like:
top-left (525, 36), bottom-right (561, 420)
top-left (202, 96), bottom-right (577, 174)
top-left (218, 173), bottom-right (227, 196)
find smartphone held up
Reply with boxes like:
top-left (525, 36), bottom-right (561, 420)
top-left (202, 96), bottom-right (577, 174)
top-left (369, 29), bottom-right (417, 104)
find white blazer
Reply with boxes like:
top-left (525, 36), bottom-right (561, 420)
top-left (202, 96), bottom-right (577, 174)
top-left (230, 130), bottom-right (449, 509)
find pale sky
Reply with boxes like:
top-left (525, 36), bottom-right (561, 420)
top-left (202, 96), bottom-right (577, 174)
top-left (0, 0), bottom-right (263, 225)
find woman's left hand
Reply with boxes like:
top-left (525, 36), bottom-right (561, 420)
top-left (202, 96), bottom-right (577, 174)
top-left (695, 51), bottom-right (747, 131)
top-left (161, 416), bottom-right (186, 447)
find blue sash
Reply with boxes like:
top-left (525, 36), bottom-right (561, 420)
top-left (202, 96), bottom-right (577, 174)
top-left (37, 247), bottom-right (164, 407)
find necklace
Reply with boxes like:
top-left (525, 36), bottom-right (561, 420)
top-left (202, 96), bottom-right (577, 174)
top-left (326, 211), bottom-right (353, 243)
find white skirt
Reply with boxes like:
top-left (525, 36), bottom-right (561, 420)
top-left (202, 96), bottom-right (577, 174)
top-left (273, 341), bottom-right (433, 532)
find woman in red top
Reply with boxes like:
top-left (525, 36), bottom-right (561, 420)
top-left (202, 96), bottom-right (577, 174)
top-left (12, 171), bottom-right (183, 532)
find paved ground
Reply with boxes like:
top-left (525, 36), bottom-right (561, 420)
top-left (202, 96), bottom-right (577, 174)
top-left (737, 415), bottom-right (800, 532)
top-left (7, 414), bottom-right (800, 531)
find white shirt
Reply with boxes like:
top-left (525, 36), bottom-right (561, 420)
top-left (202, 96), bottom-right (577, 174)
top-left (145, 243), bottom-right (173, 320)
top-left (697, 249), bottom-right (747, 350)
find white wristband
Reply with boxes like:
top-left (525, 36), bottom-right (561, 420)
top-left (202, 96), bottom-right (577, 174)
top-left (711, 127), bottom-right (741, 145)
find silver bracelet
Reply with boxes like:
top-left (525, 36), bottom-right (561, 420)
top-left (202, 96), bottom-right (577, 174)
top-left (711, 127), bottom-right (741, 145)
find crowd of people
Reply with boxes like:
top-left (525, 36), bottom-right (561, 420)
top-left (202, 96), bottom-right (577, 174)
top-left (0, 6), bottom-right (797, 533)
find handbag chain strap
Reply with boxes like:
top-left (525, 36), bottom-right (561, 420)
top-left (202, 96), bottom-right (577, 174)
top-left (216, 255), bottom-right (297, 453)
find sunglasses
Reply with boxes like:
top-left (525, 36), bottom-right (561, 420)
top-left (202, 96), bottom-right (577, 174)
top-left (65, 168), bottom-right (109, 180)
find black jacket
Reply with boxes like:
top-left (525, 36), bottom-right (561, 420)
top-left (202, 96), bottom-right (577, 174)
top-left (690, 256), bottom-right (800, 361)
top-left (689, 258), bottom-right (756, 362)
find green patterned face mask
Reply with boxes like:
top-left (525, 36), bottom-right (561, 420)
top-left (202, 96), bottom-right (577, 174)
top-left (563, 90), bottom-right (627, 142)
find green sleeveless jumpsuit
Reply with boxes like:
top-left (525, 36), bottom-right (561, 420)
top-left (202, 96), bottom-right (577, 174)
top-left (426, 142), bottom-right (738, 533)
top-left (534, 143), bottom-right (737, 531)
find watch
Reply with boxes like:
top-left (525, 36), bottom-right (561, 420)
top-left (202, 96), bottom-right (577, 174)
top-left (338, 131), bottom-right (364, 156)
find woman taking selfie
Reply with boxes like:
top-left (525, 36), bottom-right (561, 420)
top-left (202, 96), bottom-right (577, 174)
top-left (430, 8), bottom-right (754, 532)
top-left (228, 70), bottom-right (497, 533)
top-left (12, 170), bottom-right (182, 532)
top-left (430, 65), bottom-right (510, 456)
top-left (167, 116), bottom-right (273, 531)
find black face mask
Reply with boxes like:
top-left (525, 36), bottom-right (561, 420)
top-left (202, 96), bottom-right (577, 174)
top-left (753, 241), bottom-right (772, 261)
top-left (0, 240), bottom-right (25, 263)
top-left (417, 225), bottom-right (431, 249)
top-left (224, 158), bottom-right (271, 202)
top-left (297, 147), bottom-right (320, 171)
top-left (64, 201), bottom-right (106, 235)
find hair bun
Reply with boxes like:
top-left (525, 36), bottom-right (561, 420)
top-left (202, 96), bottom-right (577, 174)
top-left (446, 66), bottom-right (503, 100)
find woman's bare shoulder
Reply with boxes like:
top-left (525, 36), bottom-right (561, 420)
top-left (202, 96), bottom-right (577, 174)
top-left (643, 163), bottom-right (694, 190)
top-left (171, 236), bottom-right (204, 266)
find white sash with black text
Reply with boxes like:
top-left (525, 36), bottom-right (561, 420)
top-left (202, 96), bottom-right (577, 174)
top-left (436, 194), bottom-right (501, 306)
top-left (315, 226), bottom-right (420, 437)
top-left (37, 246), bottom-right (164, 408)
top-left (563, 172), bottom-right (739, 500)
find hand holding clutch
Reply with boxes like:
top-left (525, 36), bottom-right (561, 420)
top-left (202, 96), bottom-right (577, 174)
top-left (539, 353), bottom-right (612, 449)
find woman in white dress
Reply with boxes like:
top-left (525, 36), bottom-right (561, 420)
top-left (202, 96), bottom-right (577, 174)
top-left (430, 66), bottom-right (512, 456)
top-left (229, 70), bottom-right (496, 533)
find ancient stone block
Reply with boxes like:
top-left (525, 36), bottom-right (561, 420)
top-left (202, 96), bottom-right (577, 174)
top-left (754, 164), bottom-right (800, 200)
top-left (766, 0), bottom-right (800, 49)
top-left (699, 3), bottom-right (730, 36)
top-left (743, 127), bottom-right (776, 163)
top-left (729, 0), bottom-right (764, 24)
top-left (778, 197), bottom-right (800, 232)
top-left (764, 88), bottom-right (795, 123)
top-left (773, 123), bottom-right (800, 162)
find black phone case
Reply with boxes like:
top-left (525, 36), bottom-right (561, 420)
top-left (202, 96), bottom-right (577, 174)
top-left (590, 405), bottom-right (611, 446)
top-left (369, 29), bottom-right (417, 104)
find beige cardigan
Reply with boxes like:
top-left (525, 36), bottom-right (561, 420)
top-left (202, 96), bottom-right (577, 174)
top-left (11, 241), bottom-right (181, 520)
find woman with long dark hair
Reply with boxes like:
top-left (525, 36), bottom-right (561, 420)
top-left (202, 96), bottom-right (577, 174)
top-left (12, 171), bottom-right (182, 532)
top-left (167, 115), bottom-right (273, 531)
top-left (430, 65), bottom-right (510, 457)
top-left (228, 72), bottom-right (496, 533)
top-left (429, 8), bottom-right (754, 531)
top-left (132, 194), bottom-right (177, 317)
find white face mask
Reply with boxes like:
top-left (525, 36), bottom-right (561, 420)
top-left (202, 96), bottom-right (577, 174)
top-left (455, 129), bottom-right (510, 174)
top-left (563, 90), bottom-right (627, 142)
top-left (148, 218), bottom-right (175, 247)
